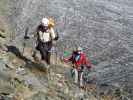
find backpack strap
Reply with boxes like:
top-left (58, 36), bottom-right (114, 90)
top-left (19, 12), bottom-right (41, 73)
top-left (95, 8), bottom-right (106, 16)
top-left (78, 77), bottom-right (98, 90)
top-left (75, 54), bottom-right (80, 61)
top-left (72, 52), bottom-right (80, 62)
top-left (48, 29), bottom-right (52, 41)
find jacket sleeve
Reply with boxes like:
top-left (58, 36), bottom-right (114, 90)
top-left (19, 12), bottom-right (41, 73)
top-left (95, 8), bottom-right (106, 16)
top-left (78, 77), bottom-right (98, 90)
top-left (63, 55), bottom-right (72, 63)
top-left (82, 54), bottom-right (92, 68)
top-left (50, 28), bottom-right (56, 40)
top-left (36, 24), bottom-right (41, 33)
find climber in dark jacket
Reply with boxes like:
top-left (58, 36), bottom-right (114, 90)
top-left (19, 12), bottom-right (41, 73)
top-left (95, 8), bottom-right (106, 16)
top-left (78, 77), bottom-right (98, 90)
top-left (35, 17), bottom-right (58, 65)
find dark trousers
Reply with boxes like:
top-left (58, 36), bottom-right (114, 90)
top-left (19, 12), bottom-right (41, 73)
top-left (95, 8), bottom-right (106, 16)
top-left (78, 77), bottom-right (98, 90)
top-left (36, 41), bottom-right (52, 64)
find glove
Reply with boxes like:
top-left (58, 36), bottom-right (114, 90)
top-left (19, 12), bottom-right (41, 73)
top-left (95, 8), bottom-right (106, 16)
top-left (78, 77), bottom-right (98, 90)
top-left (87, 65), bottom-right (91, 69)
top-left (63, 58), bottom-right (68, 63)
top-left (24, 36), bottom-right (30, 39)
top-left (53, 32), bottom-right (59, 41)
top-left (54, 36), bottom-right (59, 41)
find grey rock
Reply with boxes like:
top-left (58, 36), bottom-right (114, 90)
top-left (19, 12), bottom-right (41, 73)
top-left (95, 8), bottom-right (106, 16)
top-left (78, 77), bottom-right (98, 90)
top-left (28, 91), bottom-right (47, 100)
top-left (7, 0), bottom-right (133, 85)
top-left (1, 0), bottom-right (133, 99)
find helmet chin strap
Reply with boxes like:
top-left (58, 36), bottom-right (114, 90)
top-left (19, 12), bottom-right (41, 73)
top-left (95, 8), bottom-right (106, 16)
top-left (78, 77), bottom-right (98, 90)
top-left (44, 26), bottom-right (48, 30)
top-left (41, 25), bottom-right (49, 32)
top-left (77, 51), bottom-right (81, 54)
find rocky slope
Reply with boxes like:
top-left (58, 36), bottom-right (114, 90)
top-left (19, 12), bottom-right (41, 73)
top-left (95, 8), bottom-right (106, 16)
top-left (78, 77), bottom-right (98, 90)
top-left (0, 0), bottom-right (133, 99)
top-left (0, 43), bottom-right (131, 100)
top-left (7, 0), bottom-right (133, 91)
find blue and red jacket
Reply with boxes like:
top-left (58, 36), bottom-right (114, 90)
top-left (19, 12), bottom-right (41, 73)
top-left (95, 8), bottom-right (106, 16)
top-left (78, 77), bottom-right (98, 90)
top-left (64, 51), bottom-right (91, 70)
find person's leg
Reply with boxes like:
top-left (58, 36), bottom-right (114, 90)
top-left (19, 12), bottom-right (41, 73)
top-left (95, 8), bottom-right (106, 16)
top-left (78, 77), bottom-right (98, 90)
top-left (37, 42), bottom-right (45, 60)
top-left (38, 42), bottom-right (48, 64)
top-left (74, 68), bottom-right (78, 84)
top-left (40, 47), bottom-right (47, 60)
top-left (46, 41), bottom-right (52, 65)
top-left (47, 52), bottom-right (51, 65)
top-left (37, 41), bottom-right (52, 65)
top-left (41, 43), bottom-right (51, 65)
top-left (32, 50), bottom-right (41, 62)
top-left (80, 72), bottom-right (84, 87)
top-left (44, 51), bottom-right (50, 65)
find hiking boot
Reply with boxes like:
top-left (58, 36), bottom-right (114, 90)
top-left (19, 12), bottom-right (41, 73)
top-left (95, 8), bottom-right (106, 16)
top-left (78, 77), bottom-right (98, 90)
top-left (79, 86), bottom-right (85, 90)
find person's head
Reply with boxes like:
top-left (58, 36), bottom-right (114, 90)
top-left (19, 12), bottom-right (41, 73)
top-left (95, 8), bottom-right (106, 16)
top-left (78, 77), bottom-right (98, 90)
top-left (76, 46), bottom-right (83, 53)
top-left (41, 17), bottom-right (49, 29)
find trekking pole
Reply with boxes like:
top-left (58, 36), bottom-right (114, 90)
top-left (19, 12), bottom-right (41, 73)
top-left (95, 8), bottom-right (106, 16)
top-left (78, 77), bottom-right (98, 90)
top-left (55, 29), bottom-right (59, 64)
top-left (55, 44), bottom-right (58, 65)
top-left (96, 73), bottom-right (100, 100)
top-left (22, 27), bottom-right (30, 56)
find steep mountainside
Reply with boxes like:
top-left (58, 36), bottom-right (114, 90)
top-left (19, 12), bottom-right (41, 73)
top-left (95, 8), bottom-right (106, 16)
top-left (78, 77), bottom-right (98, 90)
top-left (0, 0), bottom-right (133, 99)
top-left (7, 0), bottom-right (133, 86)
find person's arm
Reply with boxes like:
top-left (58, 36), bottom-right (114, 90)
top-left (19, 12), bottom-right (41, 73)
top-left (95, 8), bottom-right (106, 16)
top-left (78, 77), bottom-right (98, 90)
top-left (33, 25), bottom-right (41, 47)
top-left (50, 27), bottom-right (60, 41)
top-left (63, 55), bottom-right (72, 63)
top-left (83, 54), bottom-right (92, 69)
top-left (86, 59), bottom-right (92, 69)
top-left (50, 28), bottom-right (56, 40)
top-left (63, 51), bottom-right (74, 63)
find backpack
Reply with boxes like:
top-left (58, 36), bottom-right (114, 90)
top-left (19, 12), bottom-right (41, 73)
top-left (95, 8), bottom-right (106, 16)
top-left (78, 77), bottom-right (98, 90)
top-left (71, 51), bottom-right (80, 63)
top-left (48, 18), bottom-right (55, 29)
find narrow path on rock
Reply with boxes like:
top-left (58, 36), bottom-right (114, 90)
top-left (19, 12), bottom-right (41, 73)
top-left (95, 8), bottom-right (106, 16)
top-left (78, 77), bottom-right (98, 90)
top-left (0, 44), bottom-right (124, 100)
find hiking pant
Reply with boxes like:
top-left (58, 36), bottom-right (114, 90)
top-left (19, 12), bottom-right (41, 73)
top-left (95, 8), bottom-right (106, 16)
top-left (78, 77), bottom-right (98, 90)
top-left (36, 41), bottom-right (52, 64)
top-left (73, 68), bottom-right (84, 87)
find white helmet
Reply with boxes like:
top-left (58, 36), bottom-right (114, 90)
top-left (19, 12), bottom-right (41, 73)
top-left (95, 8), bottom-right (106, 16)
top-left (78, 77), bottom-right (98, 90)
top-left (41, 17), bottom-right (49, 26)
top-left (77, 46), bottom-right (83, 51)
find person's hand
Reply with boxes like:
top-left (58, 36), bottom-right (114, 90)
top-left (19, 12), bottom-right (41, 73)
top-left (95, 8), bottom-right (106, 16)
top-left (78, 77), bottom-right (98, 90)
top-left (24, 36), bottom-right (30, 39)
top-left (63, 58), bottom-right (68, 63)
top-left (54, 35), bottom-right (59, 41)
top-left (86, 65), bottom-right (92, 70)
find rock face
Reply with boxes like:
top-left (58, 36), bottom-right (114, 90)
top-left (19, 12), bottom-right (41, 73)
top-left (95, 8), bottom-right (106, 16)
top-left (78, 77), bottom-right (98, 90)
top-left (0, 0), bottom-right (133, 99)
top-left (7, 0), bottom-right (133, 86)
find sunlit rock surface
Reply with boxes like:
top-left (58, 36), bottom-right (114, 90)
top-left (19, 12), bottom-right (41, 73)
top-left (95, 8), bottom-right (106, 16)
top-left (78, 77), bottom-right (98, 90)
top-left (0, 0), bottom-right (133, 99)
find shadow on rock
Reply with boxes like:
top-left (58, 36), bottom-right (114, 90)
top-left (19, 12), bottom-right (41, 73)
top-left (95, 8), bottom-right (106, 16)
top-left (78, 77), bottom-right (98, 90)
top-left (6, 45), bottom-right (23, 58)
top-left (5, 45), bottom-right (48, 73)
